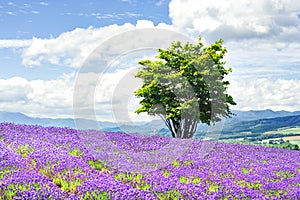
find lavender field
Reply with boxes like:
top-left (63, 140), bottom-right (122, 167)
top-left (0, 122), bottom-right (300, 199)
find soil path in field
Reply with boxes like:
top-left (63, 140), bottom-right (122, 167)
top-left (281, 135), bottom-right (300, 140)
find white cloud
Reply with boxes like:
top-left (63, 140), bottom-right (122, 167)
top-left (0, 68), bottom-right (148, 120)
top-left (73, 55), bottom-right (158, 122)
top-left (228, 78), bottom-right (300, 111)
top-left (21, 20), bottom-right (175, 68)
top-left (169, 0), bottom-right (300, 42)
top-left (136, 20), bottom-right (155, 29)
top-left (0, 74), bottom-right (74, 118)
top-left (225, 41), bottom-right (300, 71)
top-left (21, 23), bottom-right (136, 68)
top-left (39, 2), bottom-right (48, 6)
top-left (0, 77), bottom-right (31, 102)
top-left (1, 72), bottom-right (299, 120)
top-left (0, 40), bottom-right (32, 48)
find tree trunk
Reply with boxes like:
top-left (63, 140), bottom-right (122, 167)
top-left (163, 117), bottom-right (198, 138)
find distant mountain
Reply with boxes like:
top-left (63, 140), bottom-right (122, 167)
top-left (1, 110), bottom-right (300, 136)
top-left (0, 111), bottom-right (32, 123)
top-left (222, 115), bottom-right (300, 134)
top-left (0, 111), bottom-right (116, 130)
top-left (194, 110), bottom-right (300, 135)
top-left (229, 109), bottom-right (300, 123)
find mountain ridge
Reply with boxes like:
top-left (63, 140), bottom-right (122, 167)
top-left (1, 110), bottom-right (300, 135)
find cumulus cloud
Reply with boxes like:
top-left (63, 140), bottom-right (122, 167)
top-left (225, 41), bottom-right (300, 73)
top-left (0, 74), bottom-right (73, 118)
top-left (22, 23), bottom-right (136, 68)
top-left (0, 68), bottom-right (149, 121)
top-left (136, 20), bottom-right (155, 28)
top-left (169, 0), bottom-right (300, 42)
top-left (1, 72), bottom-right (299, 119)
top-left (21, 20), bottom-right (175, 68)
top-left (0, 77), bottom-right (31, 102)
top-left (0, 40), bottom-right (32, 48)
top-left (228, 78), bottom-right (300, 111)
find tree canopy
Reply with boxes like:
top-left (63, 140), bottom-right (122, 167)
top-left (134, 37), bottom-right (236, 138)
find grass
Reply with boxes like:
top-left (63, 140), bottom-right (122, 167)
top-left (264, 126), bottom-right (300, 135)
top-left (289, 140), bottom-right (300, 145)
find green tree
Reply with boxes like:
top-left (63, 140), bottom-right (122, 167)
top-left (134, 37), bottom-right (236, 138)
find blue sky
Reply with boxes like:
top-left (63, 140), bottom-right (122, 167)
top-left (0, 0), bottom-right (300, 122)
top-left (0, 0), bottom-right (171, 80)
top-left (0, 0), bottom-right (170, 39)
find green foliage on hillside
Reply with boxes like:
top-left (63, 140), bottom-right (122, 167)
top-left (221, 115), bottom-right (300, 134)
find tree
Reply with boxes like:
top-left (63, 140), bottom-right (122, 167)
top-left (134, 37), bottom-right (236, 138)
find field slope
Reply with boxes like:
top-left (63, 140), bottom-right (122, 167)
top-left (0, 123), bottom-right (300, 199)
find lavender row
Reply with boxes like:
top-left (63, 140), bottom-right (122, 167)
top-left (0, 122), bottom-right (300, 199)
